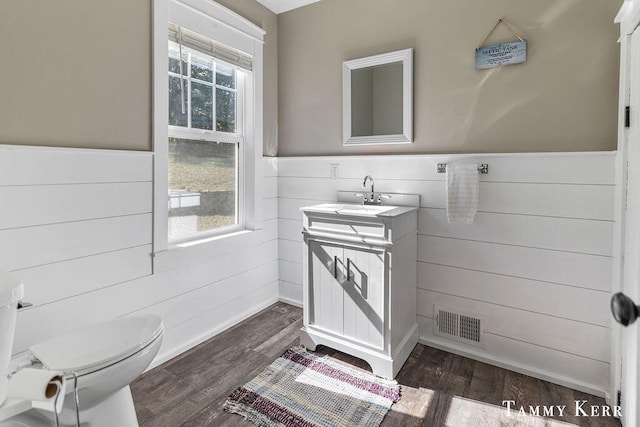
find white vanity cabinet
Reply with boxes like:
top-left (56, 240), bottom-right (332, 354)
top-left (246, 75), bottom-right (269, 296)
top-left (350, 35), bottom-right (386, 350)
top-left (300, 203), bottom-right (418, 379)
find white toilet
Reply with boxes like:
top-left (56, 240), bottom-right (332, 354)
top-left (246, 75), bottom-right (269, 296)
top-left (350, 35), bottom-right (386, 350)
top-left (0, 272), bottom-right (164, 427)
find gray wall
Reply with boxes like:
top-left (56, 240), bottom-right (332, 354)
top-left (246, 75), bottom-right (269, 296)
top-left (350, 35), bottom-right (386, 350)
top-left (277, 0), bottom-right (622, 156)
top-left (0, 0), bottom-right (151, 150)
top-left (0, 0), bottom-right (277, 154)
top-left (215, 0), bottom-right (279, 156)
top-left (0, 0), bottom-right (622, 155)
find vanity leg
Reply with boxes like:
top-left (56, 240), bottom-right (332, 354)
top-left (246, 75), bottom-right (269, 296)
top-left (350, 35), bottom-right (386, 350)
top-left (299, 328), bottom-right (318, 351)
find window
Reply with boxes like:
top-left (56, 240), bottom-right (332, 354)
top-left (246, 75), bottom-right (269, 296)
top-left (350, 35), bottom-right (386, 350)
top-left (167, 42), bottom-right (241, 132)
top-left (153, 0), bottom-right (264, 256)
top-left (167, 39), bottom-right (246, 241)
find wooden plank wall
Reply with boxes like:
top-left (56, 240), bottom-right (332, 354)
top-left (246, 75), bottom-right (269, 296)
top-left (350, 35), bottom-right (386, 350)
top-left (0, 145), bottom-right (279, 367)
top-left (277, 152), bottom-right (616, 396)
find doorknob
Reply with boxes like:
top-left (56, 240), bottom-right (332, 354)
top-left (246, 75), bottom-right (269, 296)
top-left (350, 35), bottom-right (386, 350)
top-left (611, 292), bottom-right (640, 326)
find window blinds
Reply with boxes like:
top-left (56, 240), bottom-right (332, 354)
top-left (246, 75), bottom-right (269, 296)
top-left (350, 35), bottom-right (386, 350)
top-left (168, 23), bottom-right (252, 71)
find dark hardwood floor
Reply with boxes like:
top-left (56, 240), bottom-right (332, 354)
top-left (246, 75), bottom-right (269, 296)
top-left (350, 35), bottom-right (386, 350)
top-left (131, 302), bottom-right (621, 427)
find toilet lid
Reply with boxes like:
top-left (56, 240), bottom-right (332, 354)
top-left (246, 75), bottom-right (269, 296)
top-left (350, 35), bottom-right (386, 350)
top-left (29, 315), bottom-right (163, 374)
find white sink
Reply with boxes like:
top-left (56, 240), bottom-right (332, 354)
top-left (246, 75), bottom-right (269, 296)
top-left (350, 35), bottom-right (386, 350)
top-left (301, 203), bottom-right (415, 217)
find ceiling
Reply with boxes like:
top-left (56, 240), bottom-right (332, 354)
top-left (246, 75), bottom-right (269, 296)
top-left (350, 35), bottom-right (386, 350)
top-left (255, 0), bottom-right (321, 14)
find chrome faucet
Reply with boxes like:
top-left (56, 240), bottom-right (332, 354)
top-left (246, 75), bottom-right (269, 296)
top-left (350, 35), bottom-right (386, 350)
top-left (363, 175), bottom-right (374, 193)
top-left (359, 175), bottom-right (379, 205)
top-left (355, 175), bottom-right (391, 205)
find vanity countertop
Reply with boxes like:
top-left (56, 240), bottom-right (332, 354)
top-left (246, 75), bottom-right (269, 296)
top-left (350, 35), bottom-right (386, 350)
top-left (300, 203), bottom-right (417, 218)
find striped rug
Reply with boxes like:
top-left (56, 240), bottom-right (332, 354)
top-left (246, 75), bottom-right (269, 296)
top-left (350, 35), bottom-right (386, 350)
top-left (223, 347), bottom-right (400, 427)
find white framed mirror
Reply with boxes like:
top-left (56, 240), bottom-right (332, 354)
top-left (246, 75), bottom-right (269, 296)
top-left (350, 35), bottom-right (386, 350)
top-left (343, 48), bottom-right (413, 145)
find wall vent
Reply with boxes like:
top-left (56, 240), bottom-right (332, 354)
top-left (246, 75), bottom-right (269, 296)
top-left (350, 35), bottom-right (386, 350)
top-left (434, 305), bottom-right (484, 347)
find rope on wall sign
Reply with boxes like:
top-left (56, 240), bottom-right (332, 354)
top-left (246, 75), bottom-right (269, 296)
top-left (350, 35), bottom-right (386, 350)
top-left (479, 18), bottom-right (524, 47)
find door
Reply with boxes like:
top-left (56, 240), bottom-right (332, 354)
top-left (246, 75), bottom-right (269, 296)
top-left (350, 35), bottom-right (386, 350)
top-left (342, 245), bottom-right (385, 349)
top-left (617, 25), bottom-right (640, 427)
top-left (307, 240), bottom-right (344, 334)
top-left (307, 239), bottom-right (385, 349)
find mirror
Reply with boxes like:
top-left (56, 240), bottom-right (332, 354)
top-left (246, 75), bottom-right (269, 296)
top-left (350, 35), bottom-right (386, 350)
top-left (343, 48), bottom-right (413, 145)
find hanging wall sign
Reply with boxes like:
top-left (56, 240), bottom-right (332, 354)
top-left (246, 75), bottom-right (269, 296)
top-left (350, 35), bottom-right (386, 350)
top-left (475, 19), bottom-right (527, 70)
top-left (475, 40), bottom-right (527, 69)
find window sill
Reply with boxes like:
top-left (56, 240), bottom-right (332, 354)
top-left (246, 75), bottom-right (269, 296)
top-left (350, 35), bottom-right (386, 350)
top-left (153, 228), bottom-right (260, 273)
top-left (168, 225), bottom-right (245, 248)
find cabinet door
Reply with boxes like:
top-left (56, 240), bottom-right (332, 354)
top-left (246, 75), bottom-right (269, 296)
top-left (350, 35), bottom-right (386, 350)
top-left (307, 240), bottom-right (386, 349)
top-left (308, 240), bottom-right (344, 333)
top-left (343, 246), bottom-right (386, 349)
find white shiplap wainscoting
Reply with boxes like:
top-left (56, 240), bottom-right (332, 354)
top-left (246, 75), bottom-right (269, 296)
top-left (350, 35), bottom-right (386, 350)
top-left (0, 145), bottom-right (279, 367)
top-left (277, 152), bottom-right (616, 396)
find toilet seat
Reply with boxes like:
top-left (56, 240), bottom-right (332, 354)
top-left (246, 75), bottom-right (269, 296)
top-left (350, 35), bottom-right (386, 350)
top-left (29, 315), bottom-right (163, 376)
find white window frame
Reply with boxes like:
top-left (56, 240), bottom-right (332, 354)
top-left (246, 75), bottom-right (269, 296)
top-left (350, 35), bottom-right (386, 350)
top-left (152, 0), bottom-right (265, 270)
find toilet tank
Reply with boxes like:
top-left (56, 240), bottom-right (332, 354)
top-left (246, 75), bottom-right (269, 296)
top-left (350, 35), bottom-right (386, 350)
top-left (0, 271), bottom-right (23, 406)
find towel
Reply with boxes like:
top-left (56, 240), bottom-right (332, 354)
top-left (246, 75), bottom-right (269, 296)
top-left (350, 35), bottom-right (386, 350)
top-left (446, 164), bottom-right (479, 224)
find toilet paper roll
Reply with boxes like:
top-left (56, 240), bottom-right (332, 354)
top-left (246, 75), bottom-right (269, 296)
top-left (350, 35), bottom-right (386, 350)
top-left (6, 368), bottom-right (64, 403)
top-left (32, 377), bottom-right (66, 414)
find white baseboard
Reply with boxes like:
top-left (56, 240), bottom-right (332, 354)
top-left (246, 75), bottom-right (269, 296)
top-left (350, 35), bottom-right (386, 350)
top-left (278, 296), bottom-right (303, 308)
top-left (418, 336), bottom-right (605, 398)
top-left (147, 296), bottom-right (280, 370)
